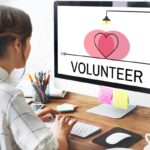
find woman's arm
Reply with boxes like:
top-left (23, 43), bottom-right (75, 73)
top-left (52, 115), bottom-right (77, 150)
top-left (8, 91), bottom-right (59, 150)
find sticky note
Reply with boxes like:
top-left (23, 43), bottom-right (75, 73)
top-left (113, 90), bottom-right (129, 109)
top-left (98, 86), bottom-right (113, 104)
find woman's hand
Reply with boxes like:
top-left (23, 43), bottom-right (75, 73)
top-left (53, 115), bottom-right (77, 137)
top-left (35, 107), bottom-right (60, 122)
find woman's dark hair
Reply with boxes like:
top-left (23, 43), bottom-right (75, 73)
top-left (0, 5), bottom-right (32, 60)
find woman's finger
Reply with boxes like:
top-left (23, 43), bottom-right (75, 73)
top-left (36, 107), bottom-right (51, 116)
top-left (49, 109), bottom-right (60, 118)
top-left (55, 114), bottom-right (63, 121)
top-left (64, 116), bottom-right (71, 124)
top-left (40, 113), bottom-right (54, 122)
top-left (69, 119), bottom-right (77, 127)
top-left (36, 107), bottom-right (59, 117)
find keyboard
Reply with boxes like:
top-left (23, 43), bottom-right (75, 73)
top-left (70, 121), bottom-right (101, 138)
top-left (45, 121), bottom-right (101, 138)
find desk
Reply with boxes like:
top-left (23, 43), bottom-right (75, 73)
top-left (38, 92), bottom-right (150, 150)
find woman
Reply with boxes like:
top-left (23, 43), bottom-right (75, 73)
top-left (0, 5), bottom-right (76, 150)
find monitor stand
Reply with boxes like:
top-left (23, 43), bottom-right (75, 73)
top-left (87, 104), bottom-right (136, 119)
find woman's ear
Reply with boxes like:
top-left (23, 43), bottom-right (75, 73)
top-left (12, 38), bottom-right (21, 53)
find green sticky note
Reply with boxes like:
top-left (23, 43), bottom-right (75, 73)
top-left (113, 90), bottom-right (129, 109)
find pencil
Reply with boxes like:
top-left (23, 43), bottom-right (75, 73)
top-left (28, 74), bottom-right (33, 82)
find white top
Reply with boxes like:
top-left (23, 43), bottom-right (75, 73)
top-left (0, 68), bottom-right (58, 150)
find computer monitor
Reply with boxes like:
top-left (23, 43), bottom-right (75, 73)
top-left (54, 0), bottom-right (150, 111)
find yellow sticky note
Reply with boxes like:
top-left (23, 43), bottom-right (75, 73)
top-left (113, 90), bottom-right (129, 109)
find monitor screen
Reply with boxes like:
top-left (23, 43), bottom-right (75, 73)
top-left (54, 1), bottom-right (150, 107)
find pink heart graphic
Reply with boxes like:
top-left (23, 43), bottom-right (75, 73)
top-left (94, 33), bottom-right (119, 58)
top-left (84, 30), bottom-right (130, 60)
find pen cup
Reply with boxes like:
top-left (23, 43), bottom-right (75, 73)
top-left (31, 83), bottom-right (49, 104)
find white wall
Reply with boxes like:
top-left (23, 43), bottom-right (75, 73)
top-left (0, 0), bottom-right (54, 74)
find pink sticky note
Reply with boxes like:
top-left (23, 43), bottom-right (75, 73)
top-left (97, 86), bottom-right (113, 104)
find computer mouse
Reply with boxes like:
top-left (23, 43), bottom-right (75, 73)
top-left (105, 132), bottom-right (132, 145)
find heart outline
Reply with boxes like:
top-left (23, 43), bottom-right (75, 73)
top-left (94, 33), bottom-right (119, 58)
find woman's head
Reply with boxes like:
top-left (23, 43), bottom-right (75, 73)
top-left (0, 5), bottom-right (32, 70)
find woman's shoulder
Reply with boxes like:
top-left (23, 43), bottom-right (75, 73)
top-left (0, 82), bottom-right (23, 98)
top-left (0, 82), bottom-right (25, 113)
